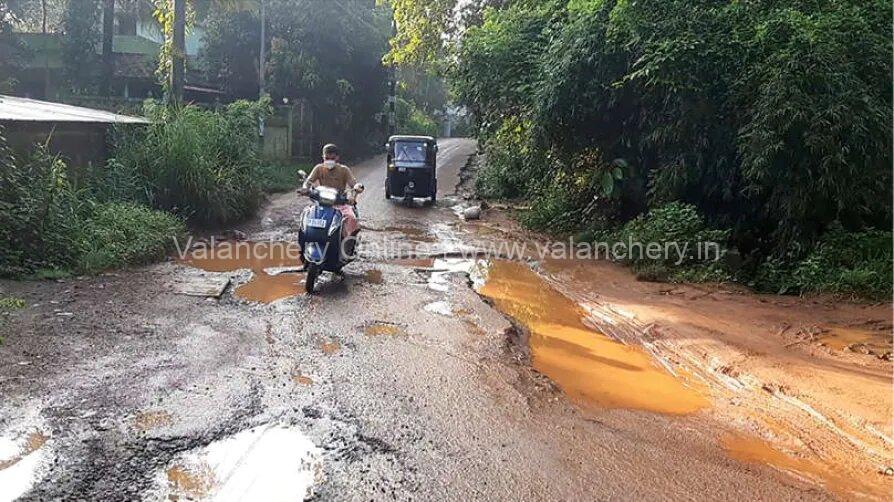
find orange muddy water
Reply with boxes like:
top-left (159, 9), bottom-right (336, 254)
top-left (389, 257), bottom-right (436, 268)
top-left (477, 260), bottom-right (707, 415)
top-left (722, 433), bottom-right (889, 499)
top-left (181, 241), bottom-right (304, 302)
top-left (818, 326), bottom-right (892, 356)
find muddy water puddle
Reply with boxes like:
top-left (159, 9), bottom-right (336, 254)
top-left (722, 433), bottom-right (889, 499)
top-left (389, 257), bottom-right (436, 268)
top-left (181, 241), bottom-right (305, 302)
top-left (477, 260), bottom-right (707, 415)
top-left (818, 326), bottom-right (892, 357)
top-left (158, 424), bottom-right (323, 500)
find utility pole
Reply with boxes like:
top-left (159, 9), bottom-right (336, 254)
top-left (387, 14), bottom-right (396, 140)
top-left (258, 0), bottom-right (266, 138)
top-left (259, 0), bottom-right (266, 97)
top-left (101, 0), bottom-right (115, 96)
top-left (169, 0), bottom-right (186, 105)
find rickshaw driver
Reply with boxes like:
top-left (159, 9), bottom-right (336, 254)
top-left (297, 143), bottom-right (364, 266)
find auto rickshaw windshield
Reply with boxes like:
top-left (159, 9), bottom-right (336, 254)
top-left (394, 141), bottom-right (428, 165)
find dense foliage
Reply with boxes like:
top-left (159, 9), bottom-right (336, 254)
top-left (0, 4), bottom-right (30, 93)
top-left (0, 130), bottom-right (185, 277)
top-left (200, 0), bottom-right (392, 154)
top-left (109, 99), bottom-right (268, 225)
top-left (61, 0), bottom-right (101, 94)
top-left (450, 0), bottom-right (892, 296)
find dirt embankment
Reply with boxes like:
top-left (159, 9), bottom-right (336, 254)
top-left (458, 154), bottom-right (893, 499)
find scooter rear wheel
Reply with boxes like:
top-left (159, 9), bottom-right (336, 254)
top-left (305, 263), bottom-right (320, 294)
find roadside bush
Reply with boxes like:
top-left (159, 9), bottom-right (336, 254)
top-left (112, 99), bottom-right (269, 225)
top-left (76, 203), bottom-right (185, 273)
top-left (609, 202), bottom-right (731, 282)
top-left (0, 130), bottom-right (186, 278)
top-left (0, 142), bottom-right (83, 276)
top-left (754, 225), bottom-right (893, 299)
top-left (617, 203), bottom-right (729, 262)
top-left (476, 117), bottom-right (541, 199)
top-left (453, 0), bottom-right (892, 297)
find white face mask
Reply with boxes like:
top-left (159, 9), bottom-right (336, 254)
top-left (323, 159), bottom-right (336, 169)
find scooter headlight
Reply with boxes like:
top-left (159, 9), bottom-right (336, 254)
top-left (317, 186), bottom-right (338, 205)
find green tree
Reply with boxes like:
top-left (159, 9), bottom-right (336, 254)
top-left (449, 0), bottom-right (892, 265)
top-left (61, 0), bottom-right (101, 94)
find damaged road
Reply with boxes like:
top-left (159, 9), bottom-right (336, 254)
top-left (0, 138), bottom-right (886, 500)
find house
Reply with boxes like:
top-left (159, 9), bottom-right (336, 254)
top-left (9, 11), bottom-right (218, 104)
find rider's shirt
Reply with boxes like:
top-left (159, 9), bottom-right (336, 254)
top-left (306, 163), bottom-right (357, 192)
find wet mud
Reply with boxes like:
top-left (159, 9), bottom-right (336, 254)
top-left (363, 269), bottom-right (384, 284)
top-left (818, 326), bottom-right (892, 358)
top-left (722, 433), bottom-right (890, 499)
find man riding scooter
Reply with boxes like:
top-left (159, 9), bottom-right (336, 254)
top-left (297, 143), bottom-right (364, 272)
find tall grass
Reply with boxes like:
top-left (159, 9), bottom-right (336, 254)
top-left (109, 99), bottom-right (269, 225)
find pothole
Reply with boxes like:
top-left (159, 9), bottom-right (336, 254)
top-left (153, 424), bottom-right (323, 500)
top-left (180, 241), bottom-right (305, 303)
top-left (0, 430), bottom-right (51, 501)
top-left (475, 259), bottom-right (708, 415)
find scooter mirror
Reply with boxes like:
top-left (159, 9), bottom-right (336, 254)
top-left (297, 170), bottom-right (307, 181)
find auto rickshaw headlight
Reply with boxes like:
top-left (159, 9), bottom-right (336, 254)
top-left (388, 163), bottom-right (395, 171)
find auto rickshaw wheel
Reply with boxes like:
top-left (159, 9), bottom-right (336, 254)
top-left (385, 184), bottom-right (391, 199)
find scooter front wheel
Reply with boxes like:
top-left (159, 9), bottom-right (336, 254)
top-left (305, 263), bottom-right (320, 294)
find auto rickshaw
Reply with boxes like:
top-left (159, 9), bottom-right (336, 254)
top-left (385, 135), bottom-right (438, 204)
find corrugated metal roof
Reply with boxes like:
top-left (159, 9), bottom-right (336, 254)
top-left (0, 95), bottom-right (149, 124)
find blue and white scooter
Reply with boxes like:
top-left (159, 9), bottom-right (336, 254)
top-left (297, 172), bottom-right (363, 294)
